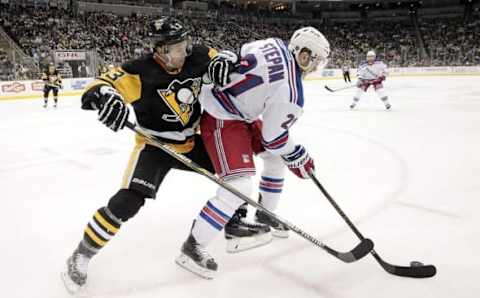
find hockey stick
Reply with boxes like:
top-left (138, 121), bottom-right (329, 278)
top-left (125, 121), bottom-right (373, 263)
top-left (309, 173), bottom-right (437, 278)
top-left (324, 85), bottom-right (356, 93)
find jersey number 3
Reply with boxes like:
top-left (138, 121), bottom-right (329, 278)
top-left (225, 54), bottom-right (263, 97)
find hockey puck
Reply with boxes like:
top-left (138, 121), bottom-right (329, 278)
top-left (410, 261), bottom-right (424, 267)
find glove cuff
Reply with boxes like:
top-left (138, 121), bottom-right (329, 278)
top-left (282, 145), bottom-right (308, 167)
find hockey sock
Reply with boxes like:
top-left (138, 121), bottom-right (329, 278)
top-left (192, 177), bottom-right (251, 246)
top-left (258, 176), bottom-right (284, 211)
top-left (191, 197), bottom-right (235, 246)
top-left (78, 207), bottom-right (122, 257)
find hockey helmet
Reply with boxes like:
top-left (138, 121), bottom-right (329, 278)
top-left (288, 27), bottom-right (330, 73)
top-left (367, 50), bottom-right (376, 60)
top-left (149, 17), bottom-right (191, 53)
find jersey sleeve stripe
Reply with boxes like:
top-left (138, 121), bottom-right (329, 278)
top-left (262, 130), bottom-right (289, 150)
top-left (212, 88), bottom-right (245, 119)
top-left (274, 39), bottom-right (304, 108)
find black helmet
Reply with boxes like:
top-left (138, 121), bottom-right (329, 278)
top-left (149, 17), bottom-right (190, 47)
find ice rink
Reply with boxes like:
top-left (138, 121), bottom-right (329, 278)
top-left (1, 75), bottom-right (479, 298)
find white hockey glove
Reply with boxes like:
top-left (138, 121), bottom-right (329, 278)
top-left (281, 145), bottom-right (315, 179)
top-left (97, 86), bottom-right (129, 132)
top-left (207, 50), bottom-right (239, 87)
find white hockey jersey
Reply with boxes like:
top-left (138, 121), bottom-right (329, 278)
top-left (357, 60), bottom-right (388, 80)
top-left (199, 38), bottom-right (304, 156)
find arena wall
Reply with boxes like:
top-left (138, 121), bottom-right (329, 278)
top-left (0, 78), bottom-right (93, 101)
top-left (307, 66), bottom-right (480, 81)
top-left (1, 67), bottom-right (479, 100)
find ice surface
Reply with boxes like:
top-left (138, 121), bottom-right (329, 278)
top-left (1, 76), bottom-right (479, 298)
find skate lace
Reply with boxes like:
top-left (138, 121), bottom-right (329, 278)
top-left (240, 218), bottom-right (266, 229)
top-left (194, 243), bottom-right (213, 262)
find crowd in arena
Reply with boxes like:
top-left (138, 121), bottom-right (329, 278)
top-left (0, 5), bottom-right (479, 80)
top-left (419, 17), bottom-right (480, 66)
top-left (0, 48), bottom-right (14, 81)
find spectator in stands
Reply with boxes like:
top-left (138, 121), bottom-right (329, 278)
top-left (0, 5), bottom-right (478, 81)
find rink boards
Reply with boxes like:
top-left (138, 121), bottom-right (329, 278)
top-left (1, 66), bottom-right (479, 101)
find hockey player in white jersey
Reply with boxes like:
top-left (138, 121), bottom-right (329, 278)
top-left (350, 50), bottom-right (391, 110)
top-left (175, 27), bottom-right (330, 278)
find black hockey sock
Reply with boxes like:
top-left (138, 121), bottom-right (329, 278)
top-left (78, 207), bottom-right (122, 257)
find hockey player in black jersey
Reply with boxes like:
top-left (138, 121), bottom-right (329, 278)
top-left (41, 63), bottom-right (62, 108)
top-left (61, 17), bottom-right (269, 293)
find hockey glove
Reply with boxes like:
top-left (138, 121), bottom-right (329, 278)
top-left (281, 145), bottom-right (315, 179)
top-left (97, 86), bottom-right (129, 132)
top-left (372, 76), bottom-right (386, 84)
top-left (207, 50), bottom-right (239, 87)
top-left (356, 79), bottom-right (369, 88)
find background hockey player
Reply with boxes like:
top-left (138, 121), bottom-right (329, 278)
top-left (350, 50), bottom-right (391, 110)
top-left (61, 17), bottom-right (225, 294)
top-left (175, 27), bottom-right (330, 279)
top-left (41, 62), bottom-right (62, 108)
top-left (342, 62), bottom-right (351, 83)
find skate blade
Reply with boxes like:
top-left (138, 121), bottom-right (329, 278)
top-left (60, 271), bottom-right (87, 296)
top-left (175, 254), bottom-right (215, 280)
top-left (271, 229), bottom-right (289, 238)
top-left (226, 231), bottom-right (273, 253)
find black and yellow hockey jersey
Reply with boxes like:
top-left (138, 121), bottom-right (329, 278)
top-left (41, 70), bottom-right (62, 88)
top-left (82, 44), bottom-right (216, 153)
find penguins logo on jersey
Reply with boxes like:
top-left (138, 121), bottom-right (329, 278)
top-left (157, 78), bottom-right (202, 126)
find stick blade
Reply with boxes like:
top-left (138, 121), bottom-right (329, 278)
top-left (379, 257), bottom-right (437, 278)
top-left (324, 85), bottom-right (335, 92)
top-left (338, 238), bottom-right (374, 263)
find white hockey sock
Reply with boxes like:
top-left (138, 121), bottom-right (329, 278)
top-left (259, 176), bottom-right (284, 211)
top-left (191, 196), bottom-right (236, 246)
top-left (192, 177), bottom-right (251, 246)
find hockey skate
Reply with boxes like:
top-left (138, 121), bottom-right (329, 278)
top-left (385, 103), bottom-right (391, 110)
top-left (255, 209), bottom-right (290, 238)
top-left (224, 206), bottom-right (272, 253)
top-left (61, 249), bottom-right (90, 294)
top-left (175, 234), bottom-right (218, 279)
top-left (350, 103), bottom-right (356, 109)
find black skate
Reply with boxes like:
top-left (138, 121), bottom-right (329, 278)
top-left (61, 249), bottom-right (90, 294)
top-left (175, 234), bottom-right (218, 279)
top-left (224, 206), bottom-right (272, 253)
top-left (255, 209), bottom-right (290, 238)
top-left (386, 103), bottom-right (391, 110)
top-left (350, 103), bottom-right (356, 109)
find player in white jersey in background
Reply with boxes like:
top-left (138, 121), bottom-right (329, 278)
top-left (350, 50), bottom-right (391, 110)
top-left (174, 27), bottom-right (330, 279)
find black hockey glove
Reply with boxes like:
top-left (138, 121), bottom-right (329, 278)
top-left (97, 86), bottom-right (129, 132)
top-left (207, 50), bottom-right (239, 87)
